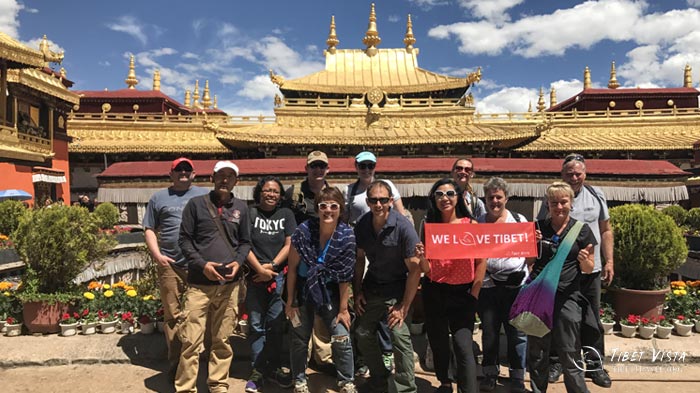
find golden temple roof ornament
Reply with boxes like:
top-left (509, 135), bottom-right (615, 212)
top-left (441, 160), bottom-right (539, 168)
top-left (583, 66), bottom-right (591, 89)
top-left (202, 80), bottom-right (212, 109)
top-left (39, 35), bottom-right (64, 65)
top-left (363, 3), bottom-right (381, 56)
top-left (527, 101), bottom-right (532, 113)
top-left (326, 15), bottom-right (339, 54)
top-left (60, 67), bottom-right (66, 79)
top-left (153, 69), bottom-right (161, 91)
top-left (537, 87), bottom-right (546, 112)
top-left (214, 95), bottom-right (218, 109)
top-left (404, 14), bottom-right (416, 51)
top-left (125, 55), bottom-right (138, 89)
top-left (466, 67), bottom-right (482, 85)
top-left (269, 69), bottom-right (285, 87)
top-left (608, 61), bottom-right (620, 89)
top-left (684, 64), bottom-right (692, 88)
top-left (549, 87), bottom-right (557, 108)
top-left (184, 90), bottom-right (191, 108)
top-left (193, 80), bottom-right (200, 108)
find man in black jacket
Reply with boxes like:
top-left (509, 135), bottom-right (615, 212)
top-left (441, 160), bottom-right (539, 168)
top-left (175, 160), bottom-right (251, 393)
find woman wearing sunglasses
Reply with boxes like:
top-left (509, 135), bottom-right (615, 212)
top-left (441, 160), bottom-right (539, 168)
top-left (451, 158), bottom-right (485, 218)
top-left (415, 178), bottom-right (486, 393)
top-left (285, 187), bottom-right (358, 393)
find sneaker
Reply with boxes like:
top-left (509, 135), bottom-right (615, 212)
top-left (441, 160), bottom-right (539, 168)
top-left (548, 363), bottom-right (563, 383)
top-left (588, 369), bottom-right (612, 388)
top-left (510, 379), bottom-right (528, 393)
top-left (479, 376), bottom-right (496, 392)
top-left (294, 381), bottom-right (310, 393)
top-left (245, 369), bottom-right (264, 393)
top-left (339, 381), bottom-right (358, 393)
top-left (268, 368), bottom-right (293, 389)
top-left (382, 353), bottom-right (394, 373)
top-left (355, 365), bottom-right (370, 378)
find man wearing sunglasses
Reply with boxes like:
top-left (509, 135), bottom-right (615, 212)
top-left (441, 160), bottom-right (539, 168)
top-left (353, 180), bottom-right (421, 393)
top-left (286, 150), bottom-right (331, 226)
top-left (143, 157), bottom-right (209, 378)
top-left (537, 153), bottom-right (614, 389)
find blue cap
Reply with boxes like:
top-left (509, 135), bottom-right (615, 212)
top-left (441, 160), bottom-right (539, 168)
top-left (355, 151), bottom-right (377, 163)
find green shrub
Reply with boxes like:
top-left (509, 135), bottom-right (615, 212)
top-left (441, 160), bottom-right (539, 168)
top-left (686, 208), bottom-right (700, 232)
top-left (661, 205), bottom-right (687, 227)
top-left (14, 205), bottom-right (116, 296)
top-left (92, 202), bottom-right (120, 229)
top-left (610, 204), bottom-right (688, 290)
top-left (0, 200), bottom-right (28, 236)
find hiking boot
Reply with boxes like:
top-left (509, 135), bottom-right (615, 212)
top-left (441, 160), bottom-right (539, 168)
top-left (588, 369), bottom-right (612, 388)
top-left (548, 363), bottom-right (563, 383)
top-left (480, 376), bottom-right (496, 391)
top-left (339, 381), bottom-right (358, 393)
top-left (245, 369), bottom-right (264, 393)
top-left (510, 379), bottom-right (528, 393)
top-left (268, 368), bottom-right (293, 389)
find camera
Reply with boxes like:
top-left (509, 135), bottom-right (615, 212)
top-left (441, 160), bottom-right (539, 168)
top-left (214, 264), bottom-right (233, 277)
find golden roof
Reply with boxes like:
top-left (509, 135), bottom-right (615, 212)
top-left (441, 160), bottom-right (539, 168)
top-left (0, 31), bottom-right (44, 68)
top-left (275, 48), bottom-right (472, 95)
top-left (0, 126), bottom-right (52, 162)
top-left (7, 68), bottom-right (79, 105)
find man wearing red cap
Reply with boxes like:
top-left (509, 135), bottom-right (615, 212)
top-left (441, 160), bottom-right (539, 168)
top-left (143, 157), bottom-right (208, 377)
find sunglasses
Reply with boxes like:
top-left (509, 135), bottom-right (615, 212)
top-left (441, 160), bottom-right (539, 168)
top-left (173, 165), bottom-right (193, 172)
top-left (564, 154), bottom-right (585, 164)
top-left (453, 165), bottom-right (473, 173)
top-left (434, 190), bottom-right (458, 198)
top-left (318, 202), bottom-right (340, 211)
top-left (309, 162), bottom-right (328, 169)
top-left (357, 162), bottom-right (376, 170)
top-left (367, 197), bottom-right (390, 205)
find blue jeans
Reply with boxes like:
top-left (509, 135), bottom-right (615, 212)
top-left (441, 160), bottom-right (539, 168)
top-left (477, 286), bottom-right (527, 380)
top-left (290, 297), bottom-right (354, 385)
top-left (245, 275), bottom-right (285, 373)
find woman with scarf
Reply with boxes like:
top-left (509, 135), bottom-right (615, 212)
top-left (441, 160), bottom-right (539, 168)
top-left (415, 178), bottom-right (486, 393)
top-left (285, 186), bottom-right (357, 393)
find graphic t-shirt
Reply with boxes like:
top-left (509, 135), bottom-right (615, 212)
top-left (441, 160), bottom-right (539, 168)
top-left (249, 206), bottom-right (297, 265)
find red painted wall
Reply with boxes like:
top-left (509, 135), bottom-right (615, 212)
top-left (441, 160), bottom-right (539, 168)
top-left (0, 162), bottom-right (36, 207)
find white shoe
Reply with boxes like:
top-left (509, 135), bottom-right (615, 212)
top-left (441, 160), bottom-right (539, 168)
top-left (294, 382), bottom-right (310, 393)
top-left (339, 381), bottom-right (357, 393)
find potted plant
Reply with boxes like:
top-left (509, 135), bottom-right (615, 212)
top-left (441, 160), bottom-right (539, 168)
top-left (684, 208), bottom-right (700, 251)
top-left (674, 315), bottom-right (693, 336)
top-left (97, 310), bottom-right (118, 334)
top-left (637, 316), bottom-right (656, 339)
top-left (619, 314), bottom-right (638, 338)
top-left (655, 315), bottom-right (674, 339)
top-left (4, 315), bottom-right (22, 337)
top-left (13, 205), bottom-right (116, 333)
top-left (119, 311), bottom-right (135, 334)
top-left (599, 303), bottom-right (616, 335)
top-left (608, 204), bottom-right (688, 320)
top-left (59, 311), bottom-right (80, 337)
top-left (137, 294), bottom-right (159, 334)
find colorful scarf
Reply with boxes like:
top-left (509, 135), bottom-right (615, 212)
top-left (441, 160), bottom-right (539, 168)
top-left (291, 218), bottom-right (355, 310)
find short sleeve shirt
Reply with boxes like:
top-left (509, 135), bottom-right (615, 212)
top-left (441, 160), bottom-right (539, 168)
top-left (426, 217), bottom-right (475, 285)
top-left (476, 210), bottom-right (529, 288)
top-left (249, 206), bottom-right (296, 264)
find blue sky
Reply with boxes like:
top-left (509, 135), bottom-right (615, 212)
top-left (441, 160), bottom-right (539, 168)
top-left (3, 0), bottom-right (700, 115)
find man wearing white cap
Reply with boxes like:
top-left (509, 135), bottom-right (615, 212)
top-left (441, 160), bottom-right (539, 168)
top-left (176, 160), bottom-right (251, 393)
top-left (143, 157), bottom-right (208, 377)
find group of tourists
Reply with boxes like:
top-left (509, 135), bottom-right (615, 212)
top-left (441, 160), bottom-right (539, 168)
top-left (143, 151), bottom-right (614, 393)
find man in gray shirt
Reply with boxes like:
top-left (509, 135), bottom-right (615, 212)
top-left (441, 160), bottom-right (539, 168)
top-left (537, 153), bottom-right (614, 388)
top-left (143, 157), bottom-right (208, 375)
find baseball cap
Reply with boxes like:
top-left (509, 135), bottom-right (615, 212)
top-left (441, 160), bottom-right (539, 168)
top-left (213, 160), bottom-right (240, 176)
top-left (355, 151), bottom-right (377, 163)
top-left (171, 157), bottom-right (194, 171)
top-left (307, 150), bottom-right (328, 165)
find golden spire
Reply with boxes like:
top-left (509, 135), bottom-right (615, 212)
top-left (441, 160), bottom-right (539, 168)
top-left (125, 55), bottom-right (138, 89)
top-left (583, 66), bottom-right (591, 89)
top-left (326, 15), bottom-right (339, 54)
top-left (214, 95), bottom-right (218, 109)
top-left (404, 14), bottom-right (416, 50)
top-left (184, 90), bottom-right (191, 108)
top-left (684, 64), bottom-right (693, 88)
top-left (193, 80), bottom-right (200, 107)
top-left (527, 101), bottom-right (532, 113)
top-left (537, 87), bottom-right (546, 112)
top-left (202, 80), bottom-right (212, 109)
top-left (608, 61), bottom-right (620, 89)
top-left (60, 67), bottom-right (66, 79)
top-left (153, 69), bottom-right (161, 91)
top-left (549, 87), bottom-right (557, 108)
top-left (39, 34), bottom-right (64, 65)
top-left (363, 3), bottom-right (381, 56)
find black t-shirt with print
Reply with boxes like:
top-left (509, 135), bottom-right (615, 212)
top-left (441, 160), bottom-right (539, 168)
top-left (249, 206), bottom-right (297, 265)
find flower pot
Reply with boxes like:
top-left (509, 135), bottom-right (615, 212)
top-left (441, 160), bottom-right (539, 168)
top-left (156, 321), bottom-right (165, 333)
top-left (620, 324), bottom-right (636, 338)
top-left (638, 325), bottom-right (656, 339)
top-left (601, 321), bottom-right (615, 335)
top-left (409, 322), bottom-right (424, 335)
top-left (656, 325), bottom-right (673, 339)
top-left (685, 234), bottom-right (700, 251)
top-left (140, 322), bottom-right (155, 334)
top-left (59, 322), bottom-right (79, 337)
top-left (0, 320), bottom-right (6, 333)
top-left (120, 321), bottom-right (134, 334)
top-left (674, 322), bottom-right (693, 337)
top-left (99, 320), bottom-right (118, 334)
top-left (695, 319), bottom-right (700, 333)
top-left (609, 287), bottom-right (669, 321)
top-left (22, 301), bottom-right (70, 334)
top-left (80, 321), bottom-right (98, 335)
top-left (4, 322), bottom-right (22, 337)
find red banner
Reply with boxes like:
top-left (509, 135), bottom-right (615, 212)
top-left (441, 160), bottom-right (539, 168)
top-left (424, 222), bottom-right (537, 259)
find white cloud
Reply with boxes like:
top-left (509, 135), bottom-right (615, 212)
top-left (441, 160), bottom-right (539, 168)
top-left (182, 52), bottom-right (199, 60)
top-left (458, 0), bottom-right (524, 25)
top-left (23, 6), bottom-right (38, 13)
top-left (237, 74), bottom-right (279, 101)
top-left (253, 36), bottom-right (324, 79)
top-left (688, 0), bottom-right (700, 7)
top-left (98, 60), bottom-right (111, 67)
top-left (22, 36), bottom-right (65, 54)
top-left (0, 0), bottom-right (22, 38)
top-left (408, 0), bottom-right (449, 10)
top-left (220, 75), bottom-right (240, 85)
top-left (218, 22), bottom-right (239, 38)
top-left (106, 15), bottom-right (148, 45)
top-left (475, 86), bottom-right (536, 113)
top-left (388, 14), bottom-right (400, 23)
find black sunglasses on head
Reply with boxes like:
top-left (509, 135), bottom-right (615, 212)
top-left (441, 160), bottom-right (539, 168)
top-left (564, 154), bottom-right (585, 164)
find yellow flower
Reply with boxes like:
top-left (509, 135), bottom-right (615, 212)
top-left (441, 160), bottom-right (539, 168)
top-left (124, 285), bottom-right (135, 291)
top-left (680, 289), bottom-right (687, 295)
top-left (83, 292), bottom-right (95, 300)
top-left (3, 291), bottom-right (11, 297)
top-left (0, 281), bottom-right (12, 291)
top-left (673, 290), bottom-right (681, 295)
top-left (104, 290), bottom-right (114, 298)
top-left (103, 284), bottom-right (111, 290)
top-left (126, 289), bottom-right (137, 297)
top-left (143, 295), bottom-right (154, 301)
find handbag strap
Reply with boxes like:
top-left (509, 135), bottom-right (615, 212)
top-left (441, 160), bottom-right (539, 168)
top-left (527, 220), bottom-right (583, 286)
top-left (204, 196), bottom-right (245, 279)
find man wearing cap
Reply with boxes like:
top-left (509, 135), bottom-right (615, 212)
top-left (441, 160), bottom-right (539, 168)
top-left (537, 153), bottom-right (614, 389)
top-left (143, 157), bottom-right (209, 375)
top-left (176, 160), bottom-right (251, 393)
top-left (286, 150), bottom-right (331, 226)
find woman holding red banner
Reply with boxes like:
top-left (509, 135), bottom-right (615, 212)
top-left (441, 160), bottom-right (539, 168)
top-left (415, 178), bottom-right (486, 393)
top-left (476, 177), bottom-right (528, 393)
